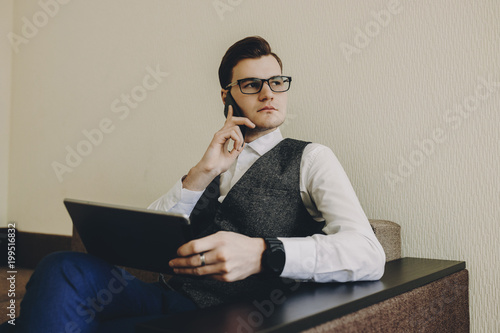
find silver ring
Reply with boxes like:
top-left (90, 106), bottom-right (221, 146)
top-left (200, 253), bottom-right (206, 267)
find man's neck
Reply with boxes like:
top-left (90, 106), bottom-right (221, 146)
top-left (244, 127), bottom-right (279, 143)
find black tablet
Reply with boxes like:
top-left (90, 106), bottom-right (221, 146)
top-left (64, 198), bottom-right (192, 274)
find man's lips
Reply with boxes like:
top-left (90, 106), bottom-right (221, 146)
top-left (258, 106), bottom-right (277, 112)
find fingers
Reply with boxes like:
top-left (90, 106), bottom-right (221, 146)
top-left (225, 105), bottom-right (256, 131)
top-left (169, 233), bottom-right (228, 275)
top-left (170, 252), bottom-right (238, 281)
top-left (219, 105), bottom-right (256, 152)
top-left (170, 251), bottom-right (212, 267)
top-left (169, 249), bottom-right (226, 277)
top-left (169, 251), bottom-right (219, 270)
top-left (226, 104), bottom-right (233, 118)
top-left (212, 127), bottom-right (245, 155)
top-left (171, 261), bottom-right (230, 278)
top-left (176, 234), bottom-right (220, 257)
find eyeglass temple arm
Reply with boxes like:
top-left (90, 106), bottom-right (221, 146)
top-left (225, 81), bottom-right (238, 89)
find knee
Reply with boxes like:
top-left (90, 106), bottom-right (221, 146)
top-left (36, 251), bottom-right (88, 271)
top-left (33, 251), bottom-right (105, 282)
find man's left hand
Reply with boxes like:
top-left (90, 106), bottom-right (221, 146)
top-left (169, 231), bottom-right (266, 282)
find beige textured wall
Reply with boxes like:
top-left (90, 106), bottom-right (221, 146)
top-left (0, 0), bottom-right (13, 227)
top-left (6, 0), bottom-right (499, 331)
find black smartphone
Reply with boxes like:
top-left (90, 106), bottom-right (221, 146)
top-left (224, 90), bottom-right (247, 138)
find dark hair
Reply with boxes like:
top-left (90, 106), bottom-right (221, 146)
top-left (218, 36), bottom-right (283, 89)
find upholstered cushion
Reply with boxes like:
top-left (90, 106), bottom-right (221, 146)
top-left (303, 269), bottom-right (469, 333)
top-left (369, 219), bottom-right (401, 261)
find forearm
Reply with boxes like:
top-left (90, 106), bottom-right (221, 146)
top-left (279, 231), bottom-right (385, 282)
top-left (182, 164), bottom-right (220, 192)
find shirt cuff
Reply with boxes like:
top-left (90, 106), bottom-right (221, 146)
top-left (180, 184), bottom-right (205, 203)
top-left (148, 178), bottom-right (204, 216)
top-left (278, 237), bottom-right (317, 280)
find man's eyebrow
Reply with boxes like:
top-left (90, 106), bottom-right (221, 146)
top-left (237, 75), bottom-right (282, 81)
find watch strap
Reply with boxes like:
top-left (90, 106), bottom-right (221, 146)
top-left (261, 238), bottom-right (286, 277)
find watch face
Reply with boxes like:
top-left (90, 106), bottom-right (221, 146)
top-left (267, 247), bottom-right (286, 273)
top-left (263, 238), bottom-right (286, 276)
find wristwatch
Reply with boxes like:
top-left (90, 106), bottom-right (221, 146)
top-left (261, 238), bottom-right (286, 277)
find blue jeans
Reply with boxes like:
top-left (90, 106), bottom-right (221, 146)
top-left (0, 251), bottom-right (197, 333)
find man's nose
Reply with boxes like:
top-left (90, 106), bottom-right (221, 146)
top-left (259, 81), bottom-right (274, 99)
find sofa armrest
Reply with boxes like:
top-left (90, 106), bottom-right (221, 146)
top-left (369, 219), bottom-right (401, 261)
top-left (136, 259), bottom-right (468, 333)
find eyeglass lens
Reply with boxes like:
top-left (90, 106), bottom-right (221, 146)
top-left (239, 76), bottom-right (290, 94)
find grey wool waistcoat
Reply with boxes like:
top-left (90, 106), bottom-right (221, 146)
top-left (167, 138), bottom-right (325, 308)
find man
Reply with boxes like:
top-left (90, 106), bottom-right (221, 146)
top-left (148, 36), bottom-right (385, 308)
top-left (2, 36), bottom-right (385, 333)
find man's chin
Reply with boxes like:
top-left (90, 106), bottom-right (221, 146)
top-left (249, 125), bottom-right (283, 136)
top-left (250, 118), bottom-right (285, 132)
top-left (250, 127), bottom-right (277, 133)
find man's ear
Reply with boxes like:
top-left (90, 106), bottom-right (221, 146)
top-left (221, 89), bottom-right (228, 105)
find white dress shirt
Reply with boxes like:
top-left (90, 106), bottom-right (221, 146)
top-left (148, 128), bottom-right (386, 282)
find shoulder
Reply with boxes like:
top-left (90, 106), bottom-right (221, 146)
top-left (282, 139), bottom-right (334, 156)
top-left (300, 142), bottom-right (345, 178)
top-left (303, 142), bottom-right (337, 161)
top-left (281, 138), bottom-right (341, 167)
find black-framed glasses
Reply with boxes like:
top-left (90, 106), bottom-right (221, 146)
top-left (225, 75), bottom-right (292, 94)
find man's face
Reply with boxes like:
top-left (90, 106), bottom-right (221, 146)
top-left (222, 55), bottom-right (287, 137)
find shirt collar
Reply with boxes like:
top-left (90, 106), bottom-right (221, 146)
top-left (245, 128), bottom-right (284, 156)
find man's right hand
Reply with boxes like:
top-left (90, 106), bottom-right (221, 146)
top-left (182, 105), bottom-right (255, 191)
